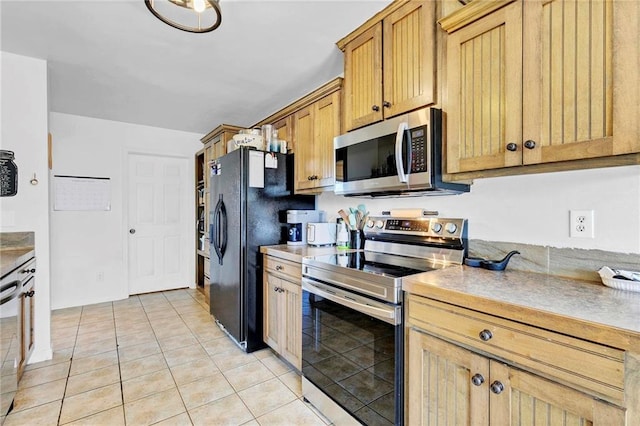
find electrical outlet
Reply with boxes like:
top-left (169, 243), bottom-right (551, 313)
top-left (570, 210), bottom-right (594, 238)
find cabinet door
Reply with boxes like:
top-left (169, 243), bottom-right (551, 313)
top-left (293, 105), bottom-right (315, 191)
top-left (343, 22), bottom-right (383, 131)
top-left (313, 91), bottom-right (340, 189)
top-left (522, 0), bottom-right (618, 165)
top-left (280, 278), bottom-right (302, 370)
top-left (407, 328), bottom-right (490, 426)
top-left (446, 1), bottom-right (523, 173)
top-left (274, 115), bottom-right (293, 154)
top-left (263, 271), bottom-right (282, 351)
top-left (383, 1), bottom-right (436, 118)
top-left (490, 361), bottom-right (625, 425)
top-left (213, 140), bottom-right (226, 161)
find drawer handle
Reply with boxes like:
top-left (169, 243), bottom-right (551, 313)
top-left (275, 265), bottom-right (284, 271)
top-left (479, 329), bottom-right (493, 341)
top-left (490, 381), bottom-right (504, 394)
top-left (471, 374), bottom-right (485, 386)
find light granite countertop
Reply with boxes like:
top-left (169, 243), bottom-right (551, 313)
top-left (404, 266), bottom-right (640, 351)
top-left (260, 244), bottom-right (350, 263)
top-left (1, 248), bottom-right (35, 278)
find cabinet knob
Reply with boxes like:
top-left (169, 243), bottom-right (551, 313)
top-left (372, 105), bottom-right (380, 112)
top-left (383, 101), bottom-right (391, 108)
top-left (23, 268), bottom-right (36, 274)
top-left (129, 229), bottom-right (136, 234)
top-left (524, 140), bottom-right (536, 149)
top-left (490, 381), bottom-right (505, 394)
top-left (471, 373), bottom-right (485, 386)
top-left (23, 290), bottom-right (35, 298)
top-left (275, 265), bottom-right (283, 271)
top-left (506, 143), bottom-right (518, 152)
top-left (479, 329), bottom-right (493, 341)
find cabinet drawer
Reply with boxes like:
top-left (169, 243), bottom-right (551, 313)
top-left (264, 256), bottom-right (301, 281)
top-left (407, 295), bottom-right (625, 404)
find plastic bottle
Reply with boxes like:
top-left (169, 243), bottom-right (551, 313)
top-left (336, 218), bottom-right (350, 249)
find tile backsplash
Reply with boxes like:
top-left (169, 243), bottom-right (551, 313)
top-left (469, 240), bottom-right (639, 282)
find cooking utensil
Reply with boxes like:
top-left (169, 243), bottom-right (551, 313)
top-left (464, 250), bottom-right (520, 271)
top-left (338, 209), bottom-right (352, 230)
top-left (348, 213), bottom-right (357, 229)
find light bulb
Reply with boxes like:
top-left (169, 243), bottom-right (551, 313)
top-left (193, 0), bottom-right (206, 13)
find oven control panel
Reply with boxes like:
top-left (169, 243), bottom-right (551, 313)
top-left (365, 217), bottom-right (467, 240)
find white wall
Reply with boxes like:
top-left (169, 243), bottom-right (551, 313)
top-left (0, 52), bottom-right (52, 363)
top-left (49, 113), bottom-right (202, 309)
top-left (319, 165), bottom-right (640, 254)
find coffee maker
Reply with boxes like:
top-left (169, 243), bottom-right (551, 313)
top-left (286, 210), bottom-right (322, 245)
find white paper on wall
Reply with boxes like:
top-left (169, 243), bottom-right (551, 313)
top-left (53, 175), bottom-right (111, 211)
top-left (248, 151), bottom-right (265, 188)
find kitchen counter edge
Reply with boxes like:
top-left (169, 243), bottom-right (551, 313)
top-left (260, 244), bottom-right (346, 263)
top-left (403, 265), bottom-right (640, 352)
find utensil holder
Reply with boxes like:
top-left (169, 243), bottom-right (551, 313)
top-left (349, 230), bottom-right (365, 250)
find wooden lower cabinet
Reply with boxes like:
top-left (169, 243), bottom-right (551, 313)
top-left (263, 255), bottom-right (302, 370)
top-left (407, 328), bottom-right (625, 425)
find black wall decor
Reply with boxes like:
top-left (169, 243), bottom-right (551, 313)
top-left (0, 150), bottom-right (18, 197)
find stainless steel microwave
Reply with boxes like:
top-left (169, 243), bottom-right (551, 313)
top-left (334, 107), bottom-right (470, 197)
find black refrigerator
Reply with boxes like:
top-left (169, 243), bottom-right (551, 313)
top-left (209, 147), bottom-right (315, 352)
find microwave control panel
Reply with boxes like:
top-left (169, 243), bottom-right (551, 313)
top-left (409, 128), bottom-right (427, 173)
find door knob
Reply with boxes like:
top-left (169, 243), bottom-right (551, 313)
top-left (490, 381), bottom-right (505, 394)
top-left (479, 329), bottom-right (493, 341)
top-left (471, 374), bottom-right (485, 386)
top-left (129, 229), bottom-right (136, 234)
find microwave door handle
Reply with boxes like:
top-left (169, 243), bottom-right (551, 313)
top-left (395, 122), bottom-right (409, 183)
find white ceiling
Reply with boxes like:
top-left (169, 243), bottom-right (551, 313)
top-left (1, 0), bottom-right (392, 135)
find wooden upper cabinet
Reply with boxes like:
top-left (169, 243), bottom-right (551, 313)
top-left (442, 0), bottom-right (640, 175)
top-left (200, 124), bottom-right (243, 165)
top-left (339, 0), bottom-right (436, 132)
top-left (294, 90), bottom-right (340, 193)
top-left (294, 105), bottom-right (315, 191)
top-left (343, 23), bottom-right (383, 130)
top-left (273, 115), bottom-right (293, 153)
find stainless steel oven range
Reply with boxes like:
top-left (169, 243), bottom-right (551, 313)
top-left (301, 215), bottom-right (467, 425)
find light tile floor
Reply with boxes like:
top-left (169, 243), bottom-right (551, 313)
top-left (5, 288), bottom-right (330, 426)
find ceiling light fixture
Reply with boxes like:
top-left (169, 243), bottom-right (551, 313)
top-left (145, 0), bottom-right (221, 33)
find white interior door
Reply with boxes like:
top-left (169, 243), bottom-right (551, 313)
top-left (127, 153), bottom-right (189, 295)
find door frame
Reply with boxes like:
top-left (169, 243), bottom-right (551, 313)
top-left (123, 149), bottom-right (195, 295)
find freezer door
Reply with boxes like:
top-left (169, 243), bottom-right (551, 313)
top-left (209, 149), bottom-right (244, 345)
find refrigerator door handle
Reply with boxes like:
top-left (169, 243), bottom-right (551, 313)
top-left (219, 197), bottom-right (228, 263)
top-left (213, 195), bottom-right (223, 265)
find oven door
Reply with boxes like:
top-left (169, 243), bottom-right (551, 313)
top-left (334, 107), bottom-right (433, 196)
top-left (301, 277), bottom-right (403, 426)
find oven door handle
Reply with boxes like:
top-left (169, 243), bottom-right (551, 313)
top-left (394, 121), bottom-right (409, 183)
top-left (302, 278), bottom-right (400, 326)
